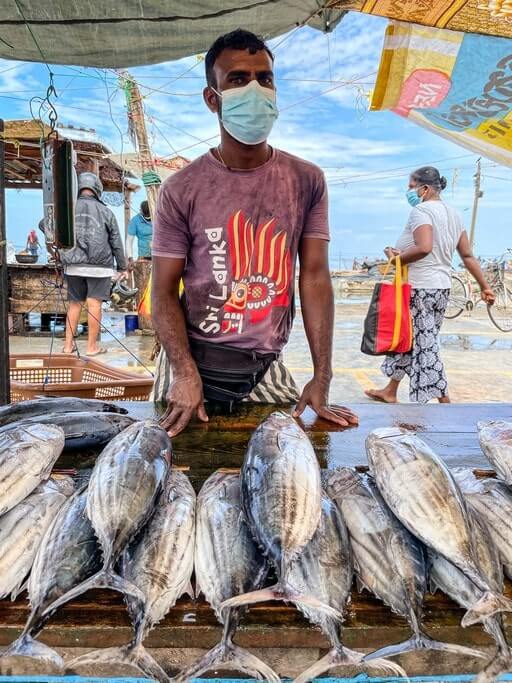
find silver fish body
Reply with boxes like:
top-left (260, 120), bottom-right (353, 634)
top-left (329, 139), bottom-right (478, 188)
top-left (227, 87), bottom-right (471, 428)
top-left (0, 478), bottom-right (74, 600)
top-left (478, 421), bottom-right (512, 486)
top-left (242, 412), bottom-right (321, 575)
top-left (175, 471), bottom-right (278, 683)
top-left (0, 397), bottom-right (127, 427)
top-left (452, 468), bottom-right (512, 580)
top-left (1, 488), bottom-right (102, 669)
top-left (0, 423), bottom-right (65, 515)
top-left (367, 428), bottom-right (512, 628)
top-left (69, 470), bottom-right (196, 683)
top-left (0, 412), bottom-right (136, 451)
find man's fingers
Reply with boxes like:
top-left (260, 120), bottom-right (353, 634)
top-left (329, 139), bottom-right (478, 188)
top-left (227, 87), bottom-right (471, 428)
top-left (330, 405), bottom-right (359, 425)
top-left (293, 396), bottom-right (308, 418)
top-left (197, 403), bottom-right (209, 423)
top-left (317, 406), bottom-right (350, 427)
top-left (168, 409), bottom-right (194, 438)
top-left (159, 405), bottom-right (183, 432)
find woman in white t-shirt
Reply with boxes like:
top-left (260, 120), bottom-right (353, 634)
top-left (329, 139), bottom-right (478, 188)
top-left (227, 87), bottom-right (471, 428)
top-left (366, 166), bottom-right (495, 404)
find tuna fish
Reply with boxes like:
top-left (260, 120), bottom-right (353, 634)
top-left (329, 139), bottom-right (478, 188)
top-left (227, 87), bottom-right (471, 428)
top-left (366, 427), bottom-right (512, 627)
top-left (291, 494), bottom-right (407, 683)
top-left (222, 412), bottom-right (338, 617)
top-left (0, 423), bottom-right (65, 515)
top-left (0, 412), bottom-right (136, 451)
top-left (452, 468), bottom-right (512, 580)
top-left (0, 487), bottom-right (102, 670)
top-left (429, 510), bottom-right (511, 683)
top-left (67, 470), bottom-right (195, 683)
top-left (478, 421), bottom-right (512, 486)
top-left (175, 471), bottom-right (278, 683)
top-left (327, 468), bottom-right (485, 662)
top-left (0, 397), bottom-right (127, 427)
top-left (0, 477), bottom-right (74, 600)
top-left (46, 420), bottom-right (170, 612)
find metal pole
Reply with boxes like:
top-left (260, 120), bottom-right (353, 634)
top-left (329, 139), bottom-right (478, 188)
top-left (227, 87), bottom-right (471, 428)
top-left (0, 119), bottom-right (11, 405)
top-left (469, 158), bottom-right (483, 250)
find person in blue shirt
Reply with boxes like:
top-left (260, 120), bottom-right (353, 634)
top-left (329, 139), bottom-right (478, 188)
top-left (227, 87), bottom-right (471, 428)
top-left (127, 200), bottom-right (153, 262)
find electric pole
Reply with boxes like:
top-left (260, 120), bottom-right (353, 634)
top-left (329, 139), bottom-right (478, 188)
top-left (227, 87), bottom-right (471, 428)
top-left (469, 158), bottom-right (483, 250)
top-left (0, 119), bottom-right (10, 404)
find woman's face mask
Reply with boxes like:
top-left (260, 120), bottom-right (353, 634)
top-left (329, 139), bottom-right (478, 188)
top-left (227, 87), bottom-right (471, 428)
top-left (212, 80), bottom-right (279, 145)
top-left (406, 184), bottom-right (427, 207)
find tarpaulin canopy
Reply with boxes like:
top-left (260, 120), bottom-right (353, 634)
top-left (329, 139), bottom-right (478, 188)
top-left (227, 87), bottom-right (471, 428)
top-left (370, 21), bottom-right (512, 167)
top-left (0, 1), bottom-right (345, 68)
top-left (332, 0), bottom-right (512, 39)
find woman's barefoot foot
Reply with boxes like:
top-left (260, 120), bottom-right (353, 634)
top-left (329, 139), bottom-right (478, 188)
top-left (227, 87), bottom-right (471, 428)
top-left (365, 388), bottom-right (398, 404)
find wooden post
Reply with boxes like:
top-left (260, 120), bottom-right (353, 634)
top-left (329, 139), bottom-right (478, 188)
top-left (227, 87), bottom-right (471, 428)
top-left (123, 184), bottom-right (132, 242)
top-left (469, 158), bottom-right (483, 250)
top-left (0, 120), bottom-right (11, 404)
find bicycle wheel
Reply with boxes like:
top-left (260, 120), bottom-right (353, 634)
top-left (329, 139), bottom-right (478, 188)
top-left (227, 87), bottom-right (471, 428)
top-left (488, 287), bottom-right (512, 332)
top-left (445, 274), bottom-right (467, 319)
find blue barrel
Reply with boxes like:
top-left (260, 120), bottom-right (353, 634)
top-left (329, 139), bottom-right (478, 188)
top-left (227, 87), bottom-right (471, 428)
top-left (124, 314), bottom-right (139, 335)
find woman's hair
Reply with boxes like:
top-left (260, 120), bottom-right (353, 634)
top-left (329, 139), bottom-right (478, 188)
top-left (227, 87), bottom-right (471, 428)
top-left (411, 166), bottom-right (447, 191)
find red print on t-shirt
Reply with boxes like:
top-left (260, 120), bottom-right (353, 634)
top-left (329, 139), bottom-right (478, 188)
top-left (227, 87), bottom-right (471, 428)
top-left (216, 209), bottom-right (291, 335)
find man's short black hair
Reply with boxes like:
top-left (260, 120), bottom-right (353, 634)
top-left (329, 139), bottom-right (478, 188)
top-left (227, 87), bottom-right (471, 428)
top-left (205, 29), bottom-right (274, 87)
top-left (140, 200), bottom-right (150, 217)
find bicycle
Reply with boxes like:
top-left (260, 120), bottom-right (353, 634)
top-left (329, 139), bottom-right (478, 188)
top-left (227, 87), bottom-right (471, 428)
top-left (445, 250), bottom-right (512, 332)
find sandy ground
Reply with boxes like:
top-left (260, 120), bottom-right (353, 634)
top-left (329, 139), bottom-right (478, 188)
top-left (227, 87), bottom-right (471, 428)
top-left (8, 299), bottom-right (512, 404)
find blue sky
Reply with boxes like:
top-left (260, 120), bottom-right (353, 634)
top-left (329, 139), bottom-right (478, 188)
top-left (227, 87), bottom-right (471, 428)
top-left (2, 11), bottom-right (511, 267)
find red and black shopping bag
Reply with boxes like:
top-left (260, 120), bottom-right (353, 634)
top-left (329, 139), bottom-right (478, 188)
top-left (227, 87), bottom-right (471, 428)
top-left (361, 256), bottom-right (413, 356)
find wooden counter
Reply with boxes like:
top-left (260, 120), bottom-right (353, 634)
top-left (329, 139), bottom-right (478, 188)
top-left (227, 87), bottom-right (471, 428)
top-left (1, 402), bottom-right (512, 677)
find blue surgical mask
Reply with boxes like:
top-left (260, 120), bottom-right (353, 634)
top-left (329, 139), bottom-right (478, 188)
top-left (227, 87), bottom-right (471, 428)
top-left (213, 80), bottom-right (278, 145)
top-left (406, 188), bottom-right (421, 207)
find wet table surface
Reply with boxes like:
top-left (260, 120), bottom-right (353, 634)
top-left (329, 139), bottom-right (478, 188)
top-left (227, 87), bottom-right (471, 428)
top-left (1, 402), bottom-right (512, 665)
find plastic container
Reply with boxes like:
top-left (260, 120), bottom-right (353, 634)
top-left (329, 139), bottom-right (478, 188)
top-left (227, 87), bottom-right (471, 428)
top-left (9, 353), bottom-right (153, 402)
top-left (124, 314), bottom-right (139, 335)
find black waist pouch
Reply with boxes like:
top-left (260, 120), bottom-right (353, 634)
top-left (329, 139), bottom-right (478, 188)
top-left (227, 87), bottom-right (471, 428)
top-left (189, 338), bottom-right (278, 404)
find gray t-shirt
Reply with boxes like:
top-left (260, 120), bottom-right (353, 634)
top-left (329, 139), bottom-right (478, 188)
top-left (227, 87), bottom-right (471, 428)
top-left (395, 200), bottom-right (464, 289)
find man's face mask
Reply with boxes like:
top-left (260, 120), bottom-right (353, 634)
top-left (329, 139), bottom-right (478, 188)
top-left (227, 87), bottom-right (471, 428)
top-left (212, 80), bottom-right (279, 146)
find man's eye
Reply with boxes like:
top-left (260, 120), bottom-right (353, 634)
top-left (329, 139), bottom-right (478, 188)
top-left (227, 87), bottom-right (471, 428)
top-left (231, 77), bottom-right (245, 85)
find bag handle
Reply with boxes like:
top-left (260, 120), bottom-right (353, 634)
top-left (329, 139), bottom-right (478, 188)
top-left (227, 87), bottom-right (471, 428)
top-left (390, 255), bottom-right (403, 352)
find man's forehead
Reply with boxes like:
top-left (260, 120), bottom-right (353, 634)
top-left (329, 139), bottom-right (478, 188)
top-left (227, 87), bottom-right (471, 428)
top-left (213, 48), bottom-right (274, 75)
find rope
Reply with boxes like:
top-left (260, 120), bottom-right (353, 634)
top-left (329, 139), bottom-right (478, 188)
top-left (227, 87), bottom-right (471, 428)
top-left (142, 171), bottom-right (161, 186)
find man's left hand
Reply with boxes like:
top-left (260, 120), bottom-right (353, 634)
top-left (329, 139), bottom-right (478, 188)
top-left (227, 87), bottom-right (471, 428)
top-left (293, 377), bottom-right (359, 427)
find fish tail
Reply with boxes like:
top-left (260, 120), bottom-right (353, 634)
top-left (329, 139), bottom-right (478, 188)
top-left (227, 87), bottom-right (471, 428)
top-left (462, 591), bottom-right (512, 628)
top-left (474, 651), bottom-right (512, 683)
top-left (173, 641), bottom-right (280, 683)
top-left (220, 581), bottom-right (342, 621)
top-left (68, 643), bottom-right (170, 683)
top-left (364, 632), bottom-right (486, 661)
top-left (294, 646), bottom-right (408, 683)
top-left (41, 568), bottom-right (145, 617)
top-left (0, 633), bottom-right (64, 670)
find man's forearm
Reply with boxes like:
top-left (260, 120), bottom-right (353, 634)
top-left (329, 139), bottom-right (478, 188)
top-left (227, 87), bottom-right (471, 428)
top-left (152, 292), bottom-right (197, 379)
top-left (299, 270), bottom-right (334, 382)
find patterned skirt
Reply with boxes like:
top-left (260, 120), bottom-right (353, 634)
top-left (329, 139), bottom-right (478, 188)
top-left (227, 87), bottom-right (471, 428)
top-left (381, 288), bottom-right (450, 404)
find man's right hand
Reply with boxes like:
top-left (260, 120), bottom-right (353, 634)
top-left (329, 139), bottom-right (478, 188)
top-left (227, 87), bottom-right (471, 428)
top-left (160, 371), bottom-right (209, 437)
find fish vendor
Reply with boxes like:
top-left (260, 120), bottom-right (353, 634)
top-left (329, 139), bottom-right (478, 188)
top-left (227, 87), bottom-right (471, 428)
top-left (127, 200), bottom-right (153, 264)
top-left (151, 29), bottom-right (358, 436)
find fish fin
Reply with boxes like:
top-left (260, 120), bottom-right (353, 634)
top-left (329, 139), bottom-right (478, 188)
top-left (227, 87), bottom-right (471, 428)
top-left (10, 576), bottom-right (29, 602)
top-left (294, 646), bottom-right (408, 683)
top-left (173, 641), bottom-right (280, 683)
top-left (42, 569), bottom-right (145, 617)
top-left (183, 580), bottom-right (194, 600)
top-left (462, 592), bottom-right (512, 628)
top-left (220, 582), bottom-right (342, 621)
top-left (355, 576), bottom-right (367, 594)
top-left (68, 643), bottom-right (170, 683)
top-left (364, 633), bottom-right (486, 661)
top-left (0, 633), bottom-right (64, 670)
top-left (474, 652), bottom-right (512, 683)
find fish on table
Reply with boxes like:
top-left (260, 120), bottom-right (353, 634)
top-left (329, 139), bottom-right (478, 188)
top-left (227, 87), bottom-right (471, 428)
top-left (68, 470), bottom-right (196, 683)
top-left (175, 471), bottom-right (278, 683)
top-left (0, 487), bottom-right (102, 672)
top-left (44, 420), bottom-right (170, 612)
top-left (290, 494), bottom-right (406, 683)
top-left (0, 412), bottom-right (135, 451)
top-left (0, 477), bottom-right (74, 601)
top-left (0, 397), bottom-right (127, 427)
top-left (478, 421), bottom-right (512, 486)
top-left (0, 423), bottom-right (65, 515)
top-left (366, 427), bottom-right (512, 627)
top-left (429, 509), bottom-right (512, 683)
top-left (328, 467), bottom-right (484, 662)
top-left (222, 412), bottom-right (338, 618)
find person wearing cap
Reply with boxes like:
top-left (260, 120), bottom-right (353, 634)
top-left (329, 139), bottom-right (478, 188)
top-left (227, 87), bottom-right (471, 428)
top-left (365, 165), bottom-right (496, 405)
top-left (61, 172), bottom-right (127, 356)
top-left (127, 200), bottom-right (153, 264)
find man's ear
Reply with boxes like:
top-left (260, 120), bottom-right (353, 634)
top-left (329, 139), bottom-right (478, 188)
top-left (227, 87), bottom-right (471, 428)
top-left (203, 86), bottom-right (219, 114)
